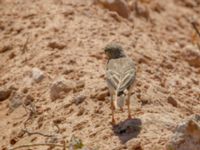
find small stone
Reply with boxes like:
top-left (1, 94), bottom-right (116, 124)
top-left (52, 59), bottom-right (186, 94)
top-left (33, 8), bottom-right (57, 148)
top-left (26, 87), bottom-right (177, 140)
top-left (76, 80), bottom-right (85, 89)
top-left (167, 96), bottom-right (178, 107)
top-left (50, 76), bottom-right (76, 100)
top-left (138, 57), bottom-right (148, 64)
top-left (90, 92), bottom-right (97, 99)
top-left (96, 90), bottom-right (109, 101)
top-left (62, 7), bottom-right (74, 17)
top-left (63, 68), bottom-right (74, 75)
top-left (53, 117), bottom-right (65, 124)
top-left (48, 41), bottom-right (66, 49)
top-left (8, 85), bottom-right (18, 91)
top-left (0, 88), bottom-right (11, 101)
top-left (183, 0), bottom-right (197, 8)
top-left (24, 94), bottom-right (34, 105)
top-left (183, 45), bottom-right (200, 68)
top-left (140, 95), bottom-right (150, 105)
top-left (166, 114), bottom-right (200, 150)
top-left (135, 1), bottom-right (150, 20)
top-left (109, 11), bottom-right (122, 22)
top-left (0, 44), bottom-right (12, 53)
top-left (32, 68), bottom-right (44, 83)
top-left (77, 107), bottom-right (85, 116)
top-left (22, 87), bottom-right (29, 94)
top-left (114, 119), bottom-right (142, 135)
top-left (73, 95), bottom-right (86, 105)
top-left (74, 80), bottom-right (85, 92)
top-left (17, 130), bottom-right (25, 138)
top-left (121, 29), bottom-right (132, 37)
top-left (10, 137), bottom-right (18, 145)
top-left (126, 138), bottom-right (143, 150)
top-left (97, 0), bottom-right (130, 18)
top-left (9, 92), bottom-right (23, 112)
top-left (9, 52), bottom-right (16, 59)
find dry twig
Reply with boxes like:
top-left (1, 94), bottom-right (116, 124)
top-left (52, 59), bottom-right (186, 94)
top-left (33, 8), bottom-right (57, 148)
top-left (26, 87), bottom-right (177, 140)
top-left (9, 143), bottom-right (64, 150)
top-left (22, 129), bottom-right (55, 138)
top-left (21, 35), bottom-right (30, 54)
top-left (21, 35), bottom-right (30, 62)
top-left (22, 102), bottom-right (55, 138)
top-left (11, 102), bottom-right (67, 150)
top-left (22, 102), bottom-right (36, 128)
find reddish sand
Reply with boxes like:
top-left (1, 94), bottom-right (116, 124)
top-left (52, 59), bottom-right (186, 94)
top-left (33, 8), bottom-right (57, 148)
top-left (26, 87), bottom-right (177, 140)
top-left (0, 0), bottom-right (200, 149)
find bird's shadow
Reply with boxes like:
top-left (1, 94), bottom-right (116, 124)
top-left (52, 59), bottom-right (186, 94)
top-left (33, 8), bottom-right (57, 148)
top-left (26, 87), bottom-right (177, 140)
top-left (112, 118), bottom-right (142, 144)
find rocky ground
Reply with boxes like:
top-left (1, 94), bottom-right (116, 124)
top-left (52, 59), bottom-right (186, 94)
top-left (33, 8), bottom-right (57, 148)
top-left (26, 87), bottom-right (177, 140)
top-left (0, 0), bottom-right (200, 150)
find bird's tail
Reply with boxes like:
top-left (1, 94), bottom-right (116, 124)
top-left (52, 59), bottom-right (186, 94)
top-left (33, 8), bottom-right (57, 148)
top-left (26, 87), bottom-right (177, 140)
top-left (114, 90), bottom-right (127, 109)
top-left (118, 93), bottom-right (126, 109)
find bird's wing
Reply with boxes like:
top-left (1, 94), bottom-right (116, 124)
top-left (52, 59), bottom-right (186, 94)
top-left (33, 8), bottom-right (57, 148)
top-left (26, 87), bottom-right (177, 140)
top-left (118, 68), bottom-right (135, 93)
top-left (106, 69), bottom-right (120, 91)
top-left (106, 68), bottom-right (135, 94)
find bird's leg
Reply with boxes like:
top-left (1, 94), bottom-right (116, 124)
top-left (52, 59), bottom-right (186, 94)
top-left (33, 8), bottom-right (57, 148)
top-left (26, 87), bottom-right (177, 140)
top-left (127, 92), bottom-right (132, 119)
top-left (111, 94), bottom-right (117, 124)
top-left (111, 100), bottom-right (116, 124)
top-left (120, 107), bottom-right (124, 112)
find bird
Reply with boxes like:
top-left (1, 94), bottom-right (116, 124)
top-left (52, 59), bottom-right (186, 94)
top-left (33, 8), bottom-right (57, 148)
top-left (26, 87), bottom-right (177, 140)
top-left (104, 43), bottom-right (136, 124)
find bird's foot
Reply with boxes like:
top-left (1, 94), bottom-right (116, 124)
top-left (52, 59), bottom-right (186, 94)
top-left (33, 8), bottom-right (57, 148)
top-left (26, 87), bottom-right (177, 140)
top-left (111, 118), bottom-right (116, 125)
top-left (128, 114), bottom-right (132, 120)
top-left (120, 107), bottom-right (124, 112)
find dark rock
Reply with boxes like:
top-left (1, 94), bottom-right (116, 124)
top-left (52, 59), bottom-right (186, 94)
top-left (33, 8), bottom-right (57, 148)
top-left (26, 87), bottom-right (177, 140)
top-left (0, 88), bottom-right (11, 101)
top-left (53, 117), bottom-right (65, 124)
top-left (0, 44), bottom-right (12, 53)
top-left (167, 96), bottom-right (178, 107)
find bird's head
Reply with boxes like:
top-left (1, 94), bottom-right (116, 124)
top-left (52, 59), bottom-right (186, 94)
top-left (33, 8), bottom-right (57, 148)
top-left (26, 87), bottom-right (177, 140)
top-left (104, 43), bottom-right (126, 59)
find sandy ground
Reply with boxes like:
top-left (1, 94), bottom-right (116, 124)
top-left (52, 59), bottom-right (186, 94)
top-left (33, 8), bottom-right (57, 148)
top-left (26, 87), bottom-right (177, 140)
top-left (0, 0), bottom-right (200, 149)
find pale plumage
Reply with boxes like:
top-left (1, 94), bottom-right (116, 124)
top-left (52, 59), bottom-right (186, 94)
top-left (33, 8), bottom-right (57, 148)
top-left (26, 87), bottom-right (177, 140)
top-left (104, 43), bottom-right (136, 124)
top-left (106, 57), bottom-right (135, 96)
